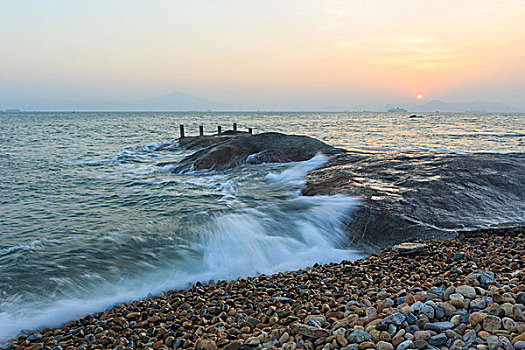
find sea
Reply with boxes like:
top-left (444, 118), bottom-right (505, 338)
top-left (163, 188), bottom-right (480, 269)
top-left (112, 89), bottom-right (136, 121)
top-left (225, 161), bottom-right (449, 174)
top-left (0, 111), bottom-right (524, 342)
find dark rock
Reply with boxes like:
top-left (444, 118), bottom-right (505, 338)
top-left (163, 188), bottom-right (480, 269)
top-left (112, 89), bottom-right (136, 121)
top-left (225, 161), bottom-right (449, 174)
top-left (423, 322), bottom-right (455, 332)
top-left (393, 243), bottom-right (429, 255)
top-left (302, 152), bottom-right (525, 251)
top-left (516, 292), bottom-right (525, 304)
top-left (466, 270), bottom-right (498, 287)
top-left (428, 334), bottom-right (448, 346)
top-left (347, 330), bottom-right (372, 343)
top-left (173, 132), bottom-right (343, 172)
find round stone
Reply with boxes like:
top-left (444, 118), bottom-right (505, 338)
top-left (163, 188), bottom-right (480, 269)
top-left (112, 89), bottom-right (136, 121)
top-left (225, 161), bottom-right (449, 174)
top-left (482, 315), bottom-right (502, 332)
top-left (469, 312), bottom-right (487, 326)
top-left (376, 341), bottom-right (394, 350)
top-left (456, 285), bottom-right (476, 299)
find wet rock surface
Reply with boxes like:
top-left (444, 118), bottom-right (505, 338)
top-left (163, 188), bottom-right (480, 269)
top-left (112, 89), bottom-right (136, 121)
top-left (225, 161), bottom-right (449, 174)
top-left (169, 132), bottom-right (344, 172)
top-left (302, 151), bottom-right (525, 251)
top-left (8, 228), bottom-right (525, 350)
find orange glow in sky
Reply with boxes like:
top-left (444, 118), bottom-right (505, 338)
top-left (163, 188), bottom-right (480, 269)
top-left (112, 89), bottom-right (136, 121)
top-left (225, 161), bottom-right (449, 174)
top-left (0, 1), bottom-right (524, 109)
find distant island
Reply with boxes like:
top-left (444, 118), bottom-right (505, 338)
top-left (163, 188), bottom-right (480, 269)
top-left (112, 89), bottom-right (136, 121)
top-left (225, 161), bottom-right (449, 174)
top-left (0, 92), bottom-right (522, 112)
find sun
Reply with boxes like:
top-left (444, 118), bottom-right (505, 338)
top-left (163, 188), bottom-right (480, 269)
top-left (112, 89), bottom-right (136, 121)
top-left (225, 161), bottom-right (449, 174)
top-left (416, 94), bottom-right (424, 100)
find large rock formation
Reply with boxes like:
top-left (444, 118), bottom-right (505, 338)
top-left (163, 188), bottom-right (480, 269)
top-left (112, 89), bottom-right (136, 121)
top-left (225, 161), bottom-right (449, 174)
top-left (302, 151), bottom-right (525, 252)
top-left (171, 132), bottom-right (344, 173)
top-left (162, 131), bottom-right (524, 252)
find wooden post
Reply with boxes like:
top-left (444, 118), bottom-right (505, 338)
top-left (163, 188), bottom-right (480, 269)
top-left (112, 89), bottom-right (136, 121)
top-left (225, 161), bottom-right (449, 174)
top-left (218, 125), bottom-right (222, 135)
top-left (199, 125), bottom-right (204, 136)
top-left (233, 122), bottom-right (237, 131)
top-left (248, 128), bottom-right (252, 134)
top-left (179, 124), bottom-right (185, 138)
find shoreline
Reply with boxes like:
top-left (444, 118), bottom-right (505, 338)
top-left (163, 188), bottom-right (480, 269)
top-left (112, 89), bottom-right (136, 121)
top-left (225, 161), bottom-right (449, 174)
top-left (6, 227), bottom-right (524, 349)
top-left (3, 132), bottom-right (524, 349)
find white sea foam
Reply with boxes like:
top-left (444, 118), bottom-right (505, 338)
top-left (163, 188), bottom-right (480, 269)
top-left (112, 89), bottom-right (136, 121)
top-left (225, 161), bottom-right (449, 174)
top-left (0, 154), bottom-right (362, 343)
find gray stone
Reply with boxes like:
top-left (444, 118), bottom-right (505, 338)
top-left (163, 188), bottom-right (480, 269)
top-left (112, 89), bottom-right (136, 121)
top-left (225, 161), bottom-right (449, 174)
top-left (376, 341), bottom-right (394, 350)
top-left (462, 330), bottom-right (476, 345)
top-left (341, 345), bottom-right (359, 350)
top-left (428, 334), bottom-right (448, 346)
top-left (514, 341), bottom-right (525, 350)
top-left (396, 340), bottom-right (414, 350)
top-left (456, 285), bottom-right (476, 299)
top-left (482, 315), bottom-right (501, 332)
top-left (423, 322), bottom-right (455, 332)
top-left (470, 298), bottom-right (487, 309)
top-left (404, 312), bottom-right (417, 324)
top-left (292, 323), bottom-right (330, 338)
top-left (516, 292), bottom-right (525, 304)
top-left (420, 305), bottom-right (434, 319)
top-left (393, 243), bottom-right (428, 254)
top-left (26, 333), bottom-right (43, 341)
top-left (382, 313), bottom-right (406, 326)
top-left (246, 316), bottom-right (261, 327)
top-left (501, 317), bottom-right (517, 332)
top-left (486, 336), bottom-right (499, 350)
top-left (406, 325), bottom-right (419, 334)
top-left (499, 337), bottom-right (513, 350)
top-left (434, 306), bottom-right (445, 320)
top-left (411, 301), bottom-right (424, 313)
top-left (306, 319), bottom-right (322, 328)
top-left (347, 330), bottom-right (372, 343)
top-left (466, 270), bottom-right (497, 287)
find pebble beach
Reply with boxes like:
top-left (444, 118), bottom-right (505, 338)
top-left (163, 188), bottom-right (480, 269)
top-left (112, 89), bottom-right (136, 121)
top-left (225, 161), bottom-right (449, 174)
top-left (7, 227), bottom-right (524, 350)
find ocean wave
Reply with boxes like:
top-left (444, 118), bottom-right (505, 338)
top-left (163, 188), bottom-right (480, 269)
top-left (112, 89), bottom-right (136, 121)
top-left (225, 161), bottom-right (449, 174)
top-left (0, 155), bottom-right (362, 342)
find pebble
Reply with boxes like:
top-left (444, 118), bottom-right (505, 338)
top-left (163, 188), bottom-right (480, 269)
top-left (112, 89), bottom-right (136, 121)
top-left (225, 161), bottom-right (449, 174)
top-left (482, 315), bottom-right (502, 332)
top-left (428, 333), bottom-right (448, 346)
top-left (456, 285), bottom-right (477, 299)
top-left (348, 330), bottom-right (372, 343)
top-left (423, 322), bottom-right (455, 332)
top-left (376, 340), bottom-right (394, 350)
top-left (5, 228), bottom-right (524, 350)
top-left (470, 312), bottom-right (488, 326)
top-left (396, 340), bottom-right (413, 350)
top-left (514, 341), bottom-right (525, 350)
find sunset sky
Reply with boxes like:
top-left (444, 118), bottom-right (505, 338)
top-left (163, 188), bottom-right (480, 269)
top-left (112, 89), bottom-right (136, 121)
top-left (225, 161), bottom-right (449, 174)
top-left (1, 0), bottom-right (524, 109)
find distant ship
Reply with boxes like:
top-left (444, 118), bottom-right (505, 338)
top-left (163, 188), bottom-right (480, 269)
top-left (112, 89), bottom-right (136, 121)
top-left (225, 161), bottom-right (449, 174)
top-left (4, 109), bottom-right (21, 113)
top-left (387, 107), bottom-right (408, 112)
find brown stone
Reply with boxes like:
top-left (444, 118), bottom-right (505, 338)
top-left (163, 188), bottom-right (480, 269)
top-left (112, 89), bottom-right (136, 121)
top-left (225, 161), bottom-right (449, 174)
top-left (512, 333), bottom-right (525, 346)
top-left (292, 323), bottom-right (330, 338)
top-left (194, 338), bottom-right (217, 350)
top-left (359, 341), bottom-right (376, 349)
top-left (27, 344), bottom-right (44, 350)
top-left (147, 315), bottom-right (162, 323)
top-left (336, 332), bottom-right (348, 347)
top-left (240, 326), bottom-right (251, 334)
top-left (126, 312), bottom-right (141, 320)
top-left (469, 312), bottom-right (487, 326)
top-left (379, 331), bottom-right (391, 342)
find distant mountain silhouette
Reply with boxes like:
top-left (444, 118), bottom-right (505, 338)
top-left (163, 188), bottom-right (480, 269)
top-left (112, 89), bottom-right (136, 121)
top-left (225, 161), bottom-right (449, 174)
top-left (3, 92), bottom-right (232, 111)
top-left (2, 94), bottom-right (522, 112)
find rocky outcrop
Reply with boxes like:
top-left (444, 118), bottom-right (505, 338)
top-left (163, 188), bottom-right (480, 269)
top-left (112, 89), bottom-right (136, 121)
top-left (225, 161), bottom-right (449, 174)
top-left (302, 151), bottom-right (525, 251)
top-left (163, 131), bottom-right (524, 251)
top-left (172, 132), bottom-right (344, 173)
